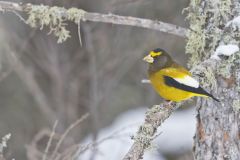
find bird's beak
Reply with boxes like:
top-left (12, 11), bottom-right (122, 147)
top-left (143, 54), bottom-right (154, 63)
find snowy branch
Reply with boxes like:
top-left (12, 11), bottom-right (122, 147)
top-left (0, 1), bottom-right (187, 38)
top-left (123, 102), bottom-right (179, 160)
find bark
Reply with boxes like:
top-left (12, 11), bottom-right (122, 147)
top-left (188, 0), bottom-right (240, 159)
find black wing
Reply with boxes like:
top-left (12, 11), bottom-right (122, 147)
top-left (163, 76), bottom-right (219, 102)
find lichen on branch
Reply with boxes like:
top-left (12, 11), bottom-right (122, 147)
top-left (0, 1), bottom-right (188, 45)
top-left (26, 5), bottom-right (86, 43)
top-left (123, 102), bottom-right (179, 160)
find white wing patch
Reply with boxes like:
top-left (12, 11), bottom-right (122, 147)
top-left (174, 75), bottom-right (199, 88)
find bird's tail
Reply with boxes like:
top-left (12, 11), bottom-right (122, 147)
top-left (198, 87), bottom-right (220, 102)
top-left (206, 93), bottom-right (220, 102)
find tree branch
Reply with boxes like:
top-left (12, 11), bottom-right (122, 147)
top-left (123, 102), bottom-right (178, 160)
top-left (84, 13), bottom-right (187, 37)
top-left (0, 1), bottom-right (187, 38)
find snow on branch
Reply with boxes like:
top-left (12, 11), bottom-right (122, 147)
top-left (226, 16), bottom-right (240, 30)
top-left (211, 44), bottom-right (239, 60)
top-left (0, 1), bottom-right (187, 43)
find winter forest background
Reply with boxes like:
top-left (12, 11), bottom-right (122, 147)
top-left (0, 0), bottom-right (239, 160)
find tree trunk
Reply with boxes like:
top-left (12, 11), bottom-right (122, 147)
top-left (186, 0), bottom-right (240, 159)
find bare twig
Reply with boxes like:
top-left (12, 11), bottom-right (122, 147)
top-left (10, 10), bottom-right (27, 24)
top-left (84, 13), bottom-right (187, 37)
top-left (141, 79), bottom-right (151, 84)
top-left (0, 1), bottom-right (187, 38)
top-left (42, 121), bottom-right (58, 160)
top-left (51, 113), bottom-right (89, 160)
top-left (0, 1), bottom-right (24, 11)
top-left (63, 123), bottom-right (141, 159)
top-left (77, 19), bottom-right (82, 46)
top-left (26, 129), bottom-right (61, 160)
top-left (75, 124), bottom-right (138, 158)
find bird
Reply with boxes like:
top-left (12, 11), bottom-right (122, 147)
top-left (143, 48), bottom-right (219, 102)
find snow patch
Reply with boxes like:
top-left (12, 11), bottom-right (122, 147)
top-left (211, 44), bottom-right (239, 60)
top-left (77, 107), bottom-right (196, 160)
top-left (227, 16), bottom-right (240, 29)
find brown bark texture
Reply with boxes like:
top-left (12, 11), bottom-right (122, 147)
top-left (190, 0), bottom-right (240, 159)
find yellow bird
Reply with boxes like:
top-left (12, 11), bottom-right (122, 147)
top-left (143, 48), bottom-right (219, 102)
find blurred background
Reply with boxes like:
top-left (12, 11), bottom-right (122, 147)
top-left (0, 0), bottom-right (195, 159)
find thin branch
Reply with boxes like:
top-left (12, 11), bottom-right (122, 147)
top-left (77, 19), bottom-right (82, 46)
top-left (42, 121), bottom-right (58, 160)
top-left (0, 1), bottom-right (187, 38)
top-left (123, 101), bottom-right (179, 160)
top-left (0, 1), bottom-right (25, 11)
top-left (76, 124), bottom-right (137, 158)
top-left (84, 13), bottom-right (187, 37)
top-left (50, 113), bottom-right (89, 160)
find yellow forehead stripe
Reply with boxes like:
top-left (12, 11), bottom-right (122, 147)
top-left (150, 51), bottom-right (162, 57)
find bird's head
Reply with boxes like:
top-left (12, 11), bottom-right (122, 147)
top-left (143, 48), bottom-right (172, 66)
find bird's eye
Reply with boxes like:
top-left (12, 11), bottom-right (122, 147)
top-left (150, 51), bottom-right (162, 58)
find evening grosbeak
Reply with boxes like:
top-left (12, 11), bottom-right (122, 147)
top-left (143, 48), bottom-right (219, 102)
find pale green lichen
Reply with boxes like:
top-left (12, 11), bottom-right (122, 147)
top-left (193, 65), bottom-right (217, 89)
top-left (134, 135), bottom-right (151, 149)
top-left (67, 8), bottom-right (86, 23)
top-left (185, 0), bottom-right (232, 55)
top-left (139, 124), bottom-right (154, 136)
top-left (186, 29), bottom-right (206, 67)
top-left (184, 0), bottom-right (207, 67)
top-left (204, 67), bottom-right (217, 89)
top-left (146, 105), bottom-right (161, 116)
top-left (236, 70), bottom-right (240, 92)
top-left (219, 0), bottom-right (232, 21)
top-left (186, 0), bottom-right (232, 67)
top-left (26, 5), bottom-right (86, 43)
top-left (232, 99), bottom-right (240, 112)
top-left (217, 51), bottom-right (240, 78)
top-left (185, 0), bottom-right (232, 88)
